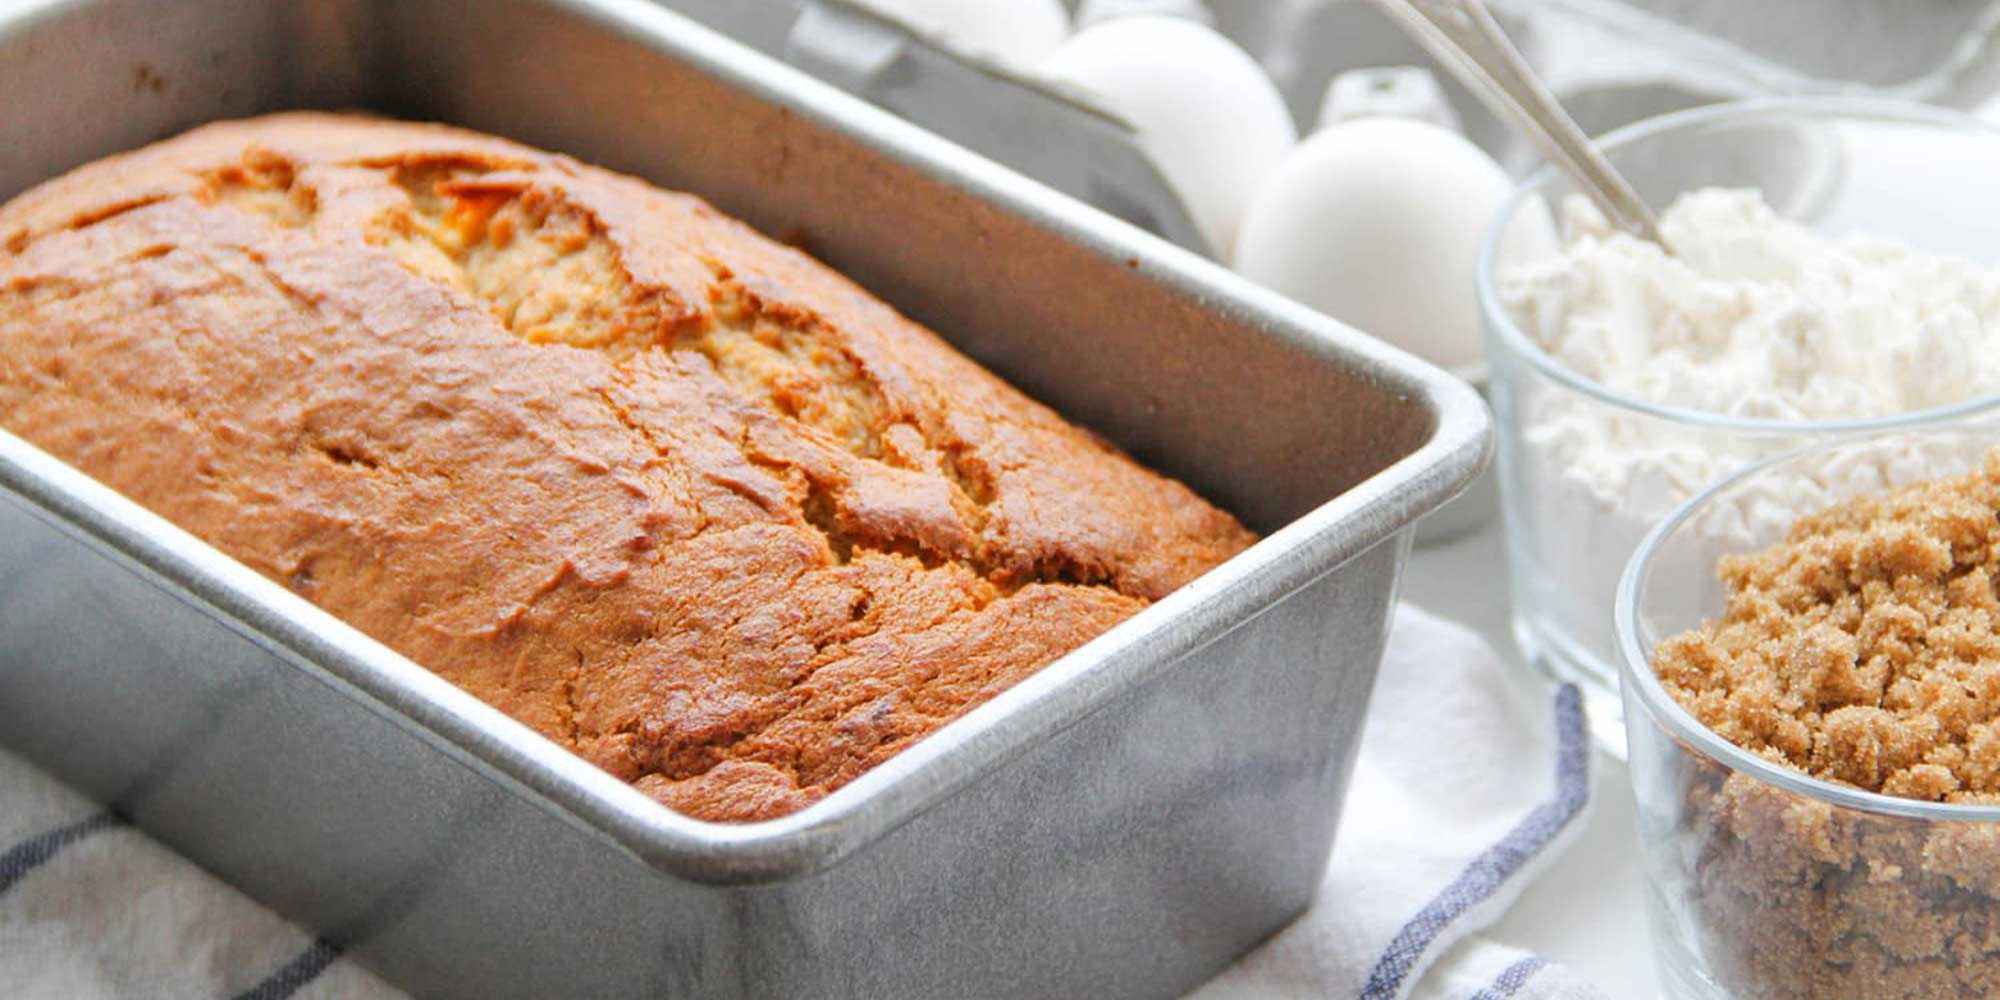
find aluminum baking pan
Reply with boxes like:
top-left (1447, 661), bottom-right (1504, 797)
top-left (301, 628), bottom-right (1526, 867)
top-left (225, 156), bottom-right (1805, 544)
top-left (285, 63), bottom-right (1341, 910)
top-left (0, 0), bottom-right (1489, 996)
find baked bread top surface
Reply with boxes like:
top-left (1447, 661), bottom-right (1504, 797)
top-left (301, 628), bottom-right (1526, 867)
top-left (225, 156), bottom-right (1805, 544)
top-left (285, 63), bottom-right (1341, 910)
top-left (0, 113), bottom-right (1254, 821)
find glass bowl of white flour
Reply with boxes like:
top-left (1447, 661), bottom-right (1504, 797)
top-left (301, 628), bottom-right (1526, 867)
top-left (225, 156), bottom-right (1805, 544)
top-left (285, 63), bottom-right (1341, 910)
top-left (1479, 97), bottom-right (2000, 749)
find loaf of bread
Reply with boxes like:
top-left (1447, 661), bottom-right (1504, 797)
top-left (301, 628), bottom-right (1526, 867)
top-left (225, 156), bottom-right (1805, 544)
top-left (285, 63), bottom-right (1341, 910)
top-left (0, 114), bottom-right (1253, 822)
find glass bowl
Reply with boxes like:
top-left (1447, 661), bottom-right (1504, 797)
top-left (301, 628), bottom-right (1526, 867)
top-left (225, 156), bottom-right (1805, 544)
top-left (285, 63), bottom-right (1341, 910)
top-left (1479, 96), bottom-right (2000, 747)
top-left (1618, 423), bottom-right (2000, 1000)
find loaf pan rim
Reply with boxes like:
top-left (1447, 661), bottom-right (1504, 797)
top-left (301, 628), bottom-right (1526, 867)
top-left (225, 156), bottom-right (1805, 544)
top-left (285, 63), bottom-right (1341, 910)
top-left (0, 0), bottom-right (1491, 884)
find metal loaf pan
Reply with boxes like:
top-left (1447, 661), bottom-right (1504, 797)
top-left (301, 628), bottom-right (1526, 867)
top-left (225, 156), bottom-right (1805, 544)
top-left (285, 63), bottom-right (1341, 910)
top-left (0, 0), bottom-right (1488, 996)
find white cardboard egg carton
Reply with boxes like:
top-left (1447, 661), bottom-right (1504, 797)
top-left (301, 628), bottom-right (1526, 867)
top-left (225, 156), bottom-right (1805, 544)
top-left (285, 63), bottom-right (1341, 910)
top-left (661, 0), bottom-right (2000, 260)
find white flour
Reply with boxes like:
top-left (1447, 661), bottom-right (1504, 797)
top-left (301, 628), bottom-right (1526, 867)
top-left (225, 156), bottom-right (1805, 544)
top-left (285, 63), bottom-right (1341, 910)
top-left (1496, 188), bottom-right (2000, 677)
top-left (1510, 189), bottom-right (2000, 424)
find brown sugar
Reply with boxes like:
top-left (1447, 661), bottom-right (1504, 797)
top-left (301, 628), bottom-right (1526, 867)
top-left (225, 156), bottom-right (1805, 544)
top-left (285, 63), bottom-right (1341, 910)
top-left (1659, 448), bottom-right (2000, 802)
top-left (1652, 447), bottom-right (2000, 999)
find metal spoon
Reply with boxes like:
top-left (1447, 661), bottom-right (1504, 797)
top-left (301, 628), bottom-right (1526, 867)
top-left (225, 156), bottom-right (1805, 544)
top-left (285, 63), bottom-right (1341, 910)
top-left (1366, 0), bottom-right (1668, 247)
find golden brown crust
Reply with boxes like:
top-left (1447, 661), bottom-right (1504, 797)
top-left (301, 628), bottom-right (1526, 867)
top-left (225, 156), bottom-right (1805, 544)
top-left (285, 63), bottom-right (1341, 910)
top-left (0, 113), bottom-right (1254, 822)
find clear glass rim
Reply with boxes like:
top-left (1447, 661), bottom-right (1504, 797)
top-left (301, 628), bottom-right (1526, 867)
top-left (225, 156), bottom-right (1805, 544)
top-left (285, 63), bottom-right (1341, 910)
top-left (1615, 427), bottom-right (2000, 823)
top-left (1476, 95), bottom-right (2000, 437)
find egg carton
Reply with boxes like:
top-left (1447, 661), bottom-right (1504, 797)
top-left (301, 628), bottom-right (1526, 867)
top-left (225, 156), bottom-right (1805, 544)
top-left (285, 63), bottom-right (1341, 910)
top-left (657, 0), bottom-right (2000, 261)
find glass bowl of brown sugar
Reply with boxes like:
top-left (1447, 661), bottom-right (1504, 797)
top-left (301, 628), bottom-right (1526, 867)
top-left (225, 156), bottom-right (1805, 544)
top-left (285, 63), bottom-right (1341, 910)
top-left (1619, 422), bottom-right (2000, 1000)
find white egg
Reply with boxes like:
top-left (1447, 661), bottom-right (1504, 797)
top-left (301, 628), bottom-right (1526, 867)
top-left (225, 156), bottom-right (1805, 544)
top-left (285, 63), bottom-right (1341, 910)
top-left (1042, 16), bottom-right (1297, 259)
top-left (1233, 117), bottom-right (1558, 371)
top-left (860, 0), bottom-right (1070, 69)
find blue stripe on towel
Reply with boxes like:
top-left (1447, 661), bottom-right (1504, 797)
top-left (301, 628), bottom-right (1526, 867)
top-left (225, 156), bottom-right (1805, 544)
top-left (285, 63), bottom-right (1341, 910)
top-left (1359, 685), bottom-right (1589, 1000)
top-left (0, 810), bottom-right (122, 896)
top-left (1468, 956), bottom-right (1549, 1000)
top-left (232, 938), bottom-right (342, 1000)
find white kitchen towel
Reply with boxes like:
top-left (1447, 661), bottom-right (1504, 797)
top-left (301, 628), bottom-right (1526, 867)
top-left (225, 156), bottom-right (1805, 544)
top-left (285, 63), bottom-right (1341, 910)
top-left (1192, 603), bottom-right (1604, 1000)
top-left (0, 603), bottom-right (1600, 999)
top-left (0, 746), bottom-right (390, 1000)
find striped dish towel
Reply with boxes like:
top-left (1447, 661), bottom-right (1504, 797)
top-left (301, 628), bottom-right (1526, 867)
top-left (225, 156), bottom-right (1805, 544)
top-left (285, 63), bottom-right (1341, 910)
top-left (1192, 604), bottom-right (1607, 1000)
top-left (2, 604), bottom-right (1601, 999)
top-left (0, 748), bottom-right (399, 1000)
